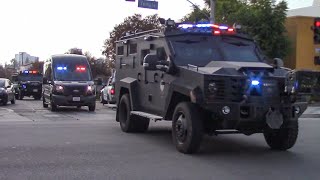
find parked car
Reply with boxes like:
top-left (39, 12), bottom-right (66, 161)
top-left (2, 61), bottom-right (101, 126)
top-left (100, 72), bottom-right (116, 104)
top-left (0, 78), bottom-right (15, 105)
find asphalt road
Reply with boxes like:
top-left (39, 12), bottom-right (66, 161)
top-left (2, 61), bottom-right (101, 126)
top-left (0, 98), bottom-right (320, 180)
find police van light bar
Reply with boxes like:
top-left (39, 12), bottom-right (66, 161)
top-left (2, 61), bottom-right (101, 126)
top-left (316, 21), bottom-right (320, 27)
top-left (57, 67), bottom-right (67, 70)
top-left (23, 70), bottom-right (38, 74)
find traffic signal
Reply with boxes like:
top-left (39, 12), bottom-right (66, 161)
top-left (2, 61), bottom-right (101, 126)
top-left (313, 18), bottom-right (320, 44)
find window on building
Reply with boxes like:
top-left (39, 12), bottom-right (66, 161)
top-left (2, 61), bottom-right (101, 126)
top-left (129, 44), bottom-right (137, 54)
top-left (117, 46), bottom-right (124, 55)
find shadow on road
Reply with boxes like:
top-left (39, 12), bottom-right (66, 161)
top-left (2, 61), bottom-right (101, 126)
top-left (133, 126), bottom-right (303, 161)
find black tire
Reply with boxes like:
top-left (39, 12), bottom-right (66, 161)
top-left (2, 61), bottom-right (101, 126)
top-left (50, 99), bottom-right (58, 112)
top-left (88, 104), bottom-right (96, 112)
top-left (15, 94), bottom-right (19, 99)
top-left (43, 95), bottom-right (48, 108)
top-left (172, 102), bottom-right (203, 154)
top-left (2, 100), bottom-right (8, 106)
top-left (118, 94), bottom-right (149, 133)
top-left (11, 96), bottom-right (15, 104)
top-left (263, 121), bottom-right (299, 151)
top-left (34, 95), bottom-right (41, 100)
top-left (100, 92), bottom-right (107, 104)
top-left (18, 91), bottom-right (23, 100)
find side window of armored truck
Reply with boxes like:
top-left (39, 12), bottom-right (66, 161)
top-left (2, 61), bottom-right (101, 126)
top-left (117, 46), bottom-right (124, 56)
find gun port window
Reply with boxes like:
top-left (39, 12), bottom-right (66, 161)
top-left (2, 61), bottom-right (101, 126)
top-left (117, 46), bottom-right (124, 55)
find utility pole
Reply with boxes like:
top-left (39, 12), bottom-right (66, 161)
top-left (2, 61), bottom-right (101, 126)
top-left (210, 0), bottom-right (216, 23)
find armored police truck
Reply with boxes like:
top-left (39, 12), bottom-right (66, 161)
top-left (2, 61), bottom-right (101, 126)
top-left (42, 54), bottom-right (96, 112)
top-left (114, 18), bottom-right (317, 154)
top-left (15, 70), bottom-right (43, 100)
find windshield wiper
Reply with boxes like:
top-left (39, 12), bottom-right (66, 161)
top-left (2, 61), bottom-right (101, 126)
top-left (175, 40), bottom-right (201, 44)
top-left (225, 41), bottom-right (250, 46)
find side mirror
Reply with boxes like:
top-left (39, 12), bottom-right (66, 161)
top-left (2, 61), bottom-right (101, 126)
top-left (273, 58), bottom-right (284, 69)
top-left (143, 54), bottom-right (159, 71)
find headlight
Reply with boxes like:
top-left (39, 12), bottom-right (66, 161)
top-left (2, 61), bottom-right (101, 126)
top-left (55, 85), bottom-right (64, 92)
top-left (87, 85), bottom-right (95, 94)
top-left (208, 82), bottom-right (218, 93)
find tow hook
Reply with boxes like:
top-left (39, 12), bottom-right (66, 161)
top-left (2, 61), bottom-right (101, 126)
top-left (266, 108), bottom-right (284, 129)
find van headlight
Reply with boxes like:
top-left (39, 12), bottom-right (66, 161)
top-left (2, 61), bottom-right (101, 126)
top-left (87, 85), bottom-right (95, 94)
top-left (208, 82), bottom-right (218, 93)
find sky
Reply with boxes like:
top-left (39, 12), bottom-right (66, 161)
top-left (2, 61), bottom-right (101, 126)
top-left (0, 0), bottom-right (314, 65)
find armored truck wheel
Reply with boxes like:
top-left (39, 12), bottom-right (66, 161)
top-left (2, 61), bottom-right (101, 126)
top-left (172, 102), bottom-right (203, 154)
top-left (118, 94), bottom-right (149, 133)
top-left (263, 121), bottom-right (298, 151)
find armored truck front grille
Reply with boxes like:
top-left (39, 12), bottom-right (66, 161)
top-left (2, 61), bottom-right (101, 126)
top-left (205, 78), bottom-right (245, 102)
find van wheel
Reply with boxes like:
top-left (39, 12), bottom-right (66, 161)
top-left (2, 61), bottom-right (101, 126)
top-left (118, 94), bottom-right (149, 133)
top-left (43, 95), bottom-right (48, 108)
top-left (263, 121), bottom-right (298, 151)
top-left (50, 99), bottom-right (58, 111)
top-left (172, 102), bottom-right (203, 154)
top-left (89, 104), bottom-right (96, 112)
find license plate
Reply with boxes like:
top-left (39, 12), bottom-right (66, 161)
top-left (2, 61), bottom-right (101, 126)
top-left (73, 97), bottom-right (80, 101)
top-left (33, 89), bottom-right (38, 92)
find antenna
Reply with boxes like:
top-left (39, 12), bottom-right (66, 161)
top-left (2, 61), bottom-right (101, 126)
top-left (185, 0), bottom-right (210, 21)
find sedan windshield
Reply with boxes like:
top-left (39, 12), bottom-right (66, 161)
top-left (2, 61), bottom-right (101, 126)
top-left (0, 80), bottom-right (5, 87)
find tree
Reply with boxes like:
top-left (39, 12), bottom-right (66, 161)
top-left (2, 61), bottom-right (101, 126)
top-left (30, 61), bottom-right (44, 74)
top-left (183, 0), bottom-right (290, 59)
top-left (0, 65), bottom-right (6, 78)
top-left (102, 14), bottom-right (161, 63)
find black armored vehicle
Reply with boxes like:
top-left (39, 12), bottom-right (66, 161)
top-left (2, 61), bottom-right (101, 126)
top-left (14, 70), bottom-right (43, 100)
top-left (115, 19), bottom-right (317, 154)
top-left (42, 54), bottom-right (96, 112)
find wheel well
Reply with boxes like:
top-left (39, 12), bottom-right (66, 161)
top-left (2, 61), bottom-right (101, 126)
top-left (165, 92), bottom-right (190, 120)
top-left (119, 87), bottom-right (129, 100)
top-left (116, 87), bottom-right (129, 122)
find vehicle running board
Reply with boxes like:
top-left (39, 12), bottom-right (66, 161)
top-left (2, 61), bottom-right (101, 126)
top-left (130, 111), bottom-right (163, 121)
top-left (214, 130), bottom-right (241, 135)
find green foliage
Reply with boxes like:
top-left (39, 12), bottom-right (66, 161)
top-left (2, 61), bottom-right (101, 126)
top-left (102, 14), bottom-right (161, 62)
top-left (183, 0), bottom-right (290, 59)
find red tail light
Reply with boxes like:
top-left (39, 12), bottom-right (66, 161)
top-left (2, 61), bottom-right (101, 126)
top-left (110, 88), bottom-right (115, 95)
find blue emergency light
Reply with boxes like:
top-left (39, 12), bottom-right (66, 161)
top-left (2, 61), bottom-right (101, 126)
top-left (57, 67), bottom-right (67, 70)
top-left (251, 80), bottom-right (260, 86)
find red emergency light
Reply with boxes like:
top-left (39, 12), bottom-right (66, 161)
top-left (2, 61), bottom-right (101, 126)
top-left (316, 21), bottom-right (320, 27)
top-left (76, 66), bottom-right (86, 72)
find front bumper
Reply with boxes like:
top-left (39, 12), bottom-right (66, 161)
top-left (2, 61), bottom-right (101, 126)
top-left (0, 93), bottom-right (8, 102)
top-left (203, 101), bottom-right (308, 130)
top-left (52, 94), bottom-right (96, 106)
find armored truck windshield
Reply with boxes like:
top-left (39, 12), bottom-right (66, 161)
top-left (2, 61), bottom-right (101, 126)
top-left (17, 72), bottom-right (42, 82)
top-left (170, 35), bottom-right (261, 67)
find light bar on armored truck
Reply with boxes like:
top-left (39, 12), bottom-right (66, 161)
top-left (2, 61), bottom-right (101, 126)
top-left (177, 23), bottom-right (235, 35)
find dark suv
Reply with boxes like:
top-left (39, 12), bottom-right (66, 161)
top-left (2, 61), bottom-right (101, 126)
top-left (42, 54), bottom-right (96, 111)
top-left (14, 71), bottom-right (43, 100)
top-left (114, 19), bottom-right (318, 154)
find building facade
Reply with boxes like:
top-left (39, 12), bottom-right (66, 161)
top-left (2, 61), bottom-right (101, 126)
top-left (14, 52), bottom-right (39, 71)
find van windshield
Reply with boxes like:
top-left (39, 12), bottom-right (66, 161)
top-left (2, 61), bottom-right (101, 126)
top-left (53, 58), bottom-right (92, 81)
